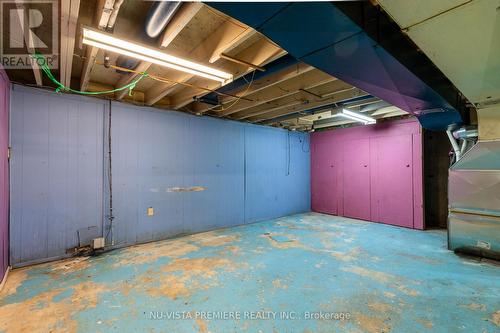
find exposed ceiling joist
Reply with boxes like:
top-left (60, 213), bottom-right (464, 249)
top-left (252, 89), bottom-right (368, 124)
top-left (160, 2), bottom-right (204, 48)
top-left (145, 19), bottom-right (254, 106)
top-left (168, 39), bottom-right (286, 109)
top-left (219, 53), bottom-right (266, 72)
top-left (231, 80), bottom-right (355, 120)
top-left (209, 29), bottom-right (258, 63)
top-left (115, 2), bottom-right (203, 100)
top-left (192, 63), bottom-right (314, 114)
top-left (312, 107), bottom-right (409, 129)
top-left (215, 70), bottom-right (335, 117)
top-left (60, 0), bottom-right (80, 88)
top-left (97, 0), bottom-right (118, 29)
top-left (274, 97), bottom-right (385, 127)
top-left (80, 0), bottom-right (124, 91)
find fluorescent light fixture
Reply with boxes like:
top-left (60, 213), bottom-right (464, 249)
top-left (82, 27), bottom-right (233, 84)
top-left (342, 109), bottom-right (376, 124)
top-left (332, 108), bottom-right (376, 125)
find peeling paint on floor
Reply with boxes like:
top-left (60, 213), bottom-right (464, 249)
top-left (0, 213), bottom-right (499, 333)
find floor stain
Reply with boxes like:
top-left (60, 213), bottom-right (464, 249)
top-left (415, 318), bottom-right (434, 329)
top-left (341, 266), bottom-right (393, 283)
top-left (0, 213), bottom-right (499, 333)
top-left (368, 302), bottom-right (393, 313)
top-left (491, 310), bottom-right (500, 327)
top-left (195, 318), bottom-right (208, 333)
top-left (113, 239), bottom-right (199, 267)
top-left (462, 303), bottom-right (486, 311)
top-left (272, 279), bottom-right (288, 290)
top-left (189, 232), bottom-right (239, 247)
top-left (0, 269), bottom-right (28, 297)
top-left (355, 313), bottom-right (392, 333)
top-left (0, 281), bottom-right (107, 333)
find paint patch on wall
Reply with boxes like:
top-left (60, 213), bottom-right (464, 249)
top-left (167, 186), bottom-right (207, 192)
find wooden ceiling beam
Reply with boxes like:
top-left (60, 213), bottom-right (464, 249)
top-left (191, 63), bottom-right (314, 114)
top-left (80, 0), bottom-right (123, 91)
top-left (159, 2), bottom-right (203, 48)
top-left (60, 0), bottom-right (80, 88)
top-left (214, 70), bottom-right (335, 117)
top-left (86, 81), bottom-right (171, 107)
top-left (249, 88), bottom-right (367, 123)
top-left (166, 37), bottom-right (286, 110)
top-left (115, 2), bottom-right (203, 100)
top-left (231, 80), bottom-right (354, 120)
top-left (97, 0), bottom-right (117, 29)
top-left (145, 18), bottom-right (250, 106)
top-left (209, 29), bottom-right (257, 63)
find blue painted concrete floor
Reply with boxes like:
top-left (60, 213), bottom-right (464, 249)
top-left (0, 213), bottom-right (499, 333)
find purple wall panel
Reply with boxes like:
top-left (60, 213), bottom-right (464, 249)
top-left (311, 118), bottom-right (424, 229)
top-left (0, 67), bottom-right (9, 280)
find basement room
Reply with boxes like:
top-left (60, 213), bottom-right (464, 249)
top-left (0, 0), bottom-right (499, 332)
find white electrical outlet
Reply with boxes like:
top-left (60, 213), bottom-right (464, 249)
top-left (92, 237), bottom-right (105, 249)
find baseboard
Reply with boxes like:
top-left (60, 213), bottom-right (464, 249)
top-left (0, 266), bottom-right (11, 293)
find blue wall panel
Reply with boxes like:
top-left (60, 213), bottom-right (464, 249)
top-left (9, 87), bottom-right (310, 266)
top-left (10, 86), bottom-right (105, 266)
top-left (110, 103), bottom-right (247, 247)
top-left (245, 125), bottom-right (311, 223)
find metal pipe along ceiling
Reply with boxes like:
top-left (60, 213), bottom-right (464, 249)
top-left (207, 2), bottom-right (463, 131)
top-left (145, 1), bottom-right (182, 38)
top-left (116, 1), bottom-right (181, 71)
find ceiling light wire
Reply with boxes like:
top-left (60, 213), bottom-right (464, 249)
top-left (94, 61), bottom-right (252, 101)
top-left (213, 70), bottom-right (256, 112)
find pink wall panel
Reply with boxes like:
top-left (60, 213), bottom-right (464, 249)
top-left (343, 138), bottom-right (370, 220)
top-left (311, 137), bottom-right (339, 214)
top-left (0, 66), bottom-right (9, 280)
top-left (373, 134), bottom-right (414, 228)
top-left (412, 133), bottom-right (424, 230)
top-left (311, 118), bottom-right (424, 229)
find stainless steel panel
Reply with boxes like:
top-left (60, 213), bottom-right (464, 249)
top-left (449, 170), bottom-right (500, 213)
top-left (448, 212), bottom-right (500, 259)
top-left (448, 140), bottom-right (500, 259)
top-left (451, 140), bottom-right (500, 170)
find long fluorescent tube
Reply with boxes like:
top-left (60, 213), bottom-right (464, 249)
top-left (336, 112), bottom-right (372, 124)
top-left (82, 27), bottom-right (233, 84)
top-left (342, 109), bottom-right (376, 124)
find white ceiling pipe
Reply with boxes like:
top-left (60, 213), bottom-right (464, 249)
top-left (447, 129), bottom-right (461, 162)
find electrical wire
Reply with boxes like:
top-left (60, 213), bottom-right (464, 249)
top-left (300, 132), bottom-right (310, 153)
top-left (105, 100), bottom-right (114, 246)
top-left (32, 53), bottom-right (147, 96)
top-left (213, 70), bottom-right (256, 113)
top-left (94, 61), bottom-right (252, 101)
top-left (286, 130), bottom-right (291, 176)
top-left (33, 53), bottom-right (250, 103)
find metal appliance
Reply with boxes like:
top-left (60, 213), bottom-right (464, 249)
top-left (448, 123), bottom-right (500, 260)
